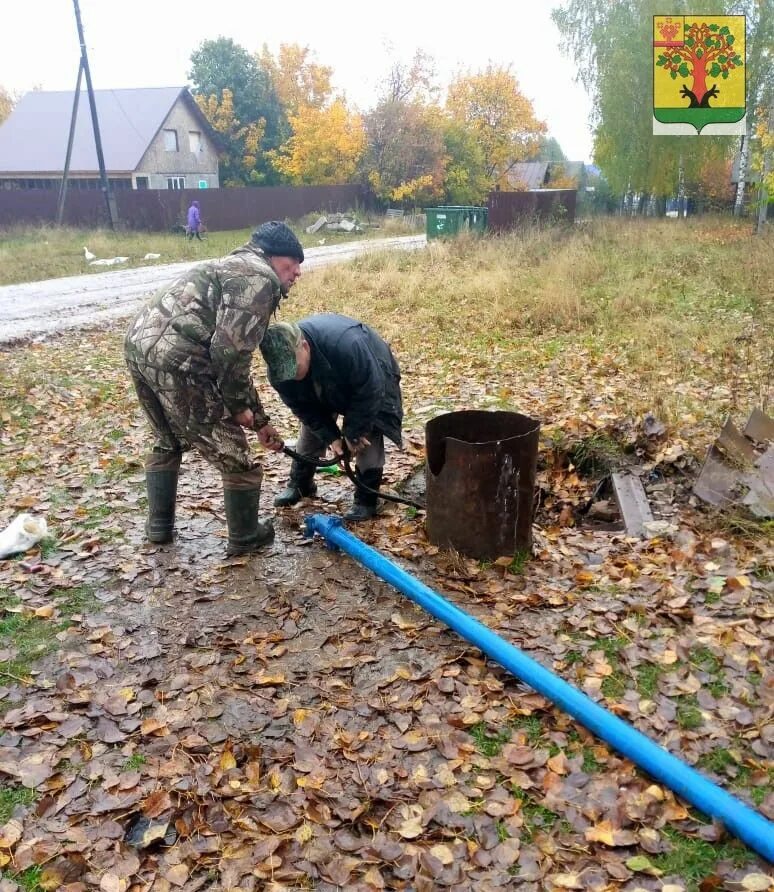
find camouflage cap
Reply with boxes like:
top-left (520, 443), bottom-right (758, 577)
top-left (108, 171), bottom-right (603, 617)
top-left (260, 322), bottom-right (302, 382)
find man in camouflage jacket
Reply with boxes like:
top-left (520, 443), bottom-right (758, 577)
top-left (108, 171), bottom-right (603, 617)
top-left (124, 221), bottom-right (304, 555)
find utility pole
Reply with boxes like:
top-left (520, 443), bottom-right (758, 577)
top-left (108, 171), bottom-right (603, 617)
top-left (56, 60), bottom-right (83, 225)
top-left (71, 0), bottom-right (117, 229)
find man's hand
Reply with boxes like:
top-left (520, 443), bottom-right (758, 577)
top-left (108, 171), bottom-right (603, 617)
top-left (330, 438), bottom-right (345, 458)
top-left (257, 423), bottom-right (284, 452)
top-left (345, 436), bottom-right (371, 456)
top-left (233, 408), bottom-right (254, 429)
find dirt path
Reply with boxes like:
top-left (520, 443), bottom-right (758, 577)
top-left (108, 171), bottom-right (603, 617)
top-left (0, 234), bottom-right (426, 345)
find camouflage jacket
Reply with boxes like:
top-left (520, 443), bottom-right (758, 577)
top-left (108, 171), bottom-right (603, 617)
top-left (125, 244), bottom-right (283, 425)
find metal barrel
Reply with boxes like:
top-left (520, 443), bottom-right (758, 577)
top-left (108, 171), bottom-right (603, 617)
top-left (425, 410), bottom-right (540, 560)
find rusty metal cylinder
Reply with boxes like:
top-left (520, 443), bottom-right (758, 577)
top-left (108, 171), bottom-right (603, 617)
top-left (425, 410), bottom-right (540, 560)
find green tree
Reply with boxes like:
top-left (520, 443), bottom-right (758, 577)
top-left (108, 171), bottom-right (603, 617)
top-left (188, 37), bottom-right (285, 183)
top-left (442, 120), bottom-right (490, 204)
top-left (195, 89), bottom-right (266, 186)
top-left (535, 136), bottom-right (568, 162)
top-left (553, 0), bottom-right (739, 202)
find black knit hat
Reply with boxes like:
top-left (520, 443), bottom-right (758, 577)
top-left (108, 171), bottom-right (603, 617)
top-left (251, 221), bottom-right (304, 263)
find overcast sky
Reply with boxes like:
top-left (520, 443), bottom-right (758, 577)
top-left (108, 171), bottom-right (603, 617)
top-left (1, 0), bottom-right (595, 163)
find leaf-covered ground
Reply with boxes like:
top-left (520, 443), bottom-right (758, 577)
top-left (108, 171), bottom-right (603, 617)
top-left (0, 219), bottom-right (771, 891)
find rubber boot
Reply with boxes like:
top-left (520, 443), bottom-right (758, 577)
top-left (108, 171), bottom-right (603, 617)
top-left (222, 469), bottom-right (275, 556)
top-left (274, 461), bottom-right (317, 507)
top-left (344, 468), bottom-right (383, 522)
top-left (144, 451), bottom-right (181, 543)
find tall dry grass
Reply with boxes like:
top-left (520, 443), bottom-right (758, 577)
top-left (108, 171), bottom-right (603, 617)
top-left (287, 217), bottom-right (772, 434)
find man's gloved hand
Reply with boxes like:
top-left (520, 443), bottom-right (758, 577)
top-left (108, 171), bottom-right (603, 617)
top-left (256, 423), bottom-right (284, 452)
top-left (331, 437), bottom-right (371, 456)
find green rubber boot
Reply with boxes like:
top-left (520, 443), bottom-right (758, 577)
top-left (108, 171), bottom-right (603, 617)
top-left (222, 469), bottom-right (275, 556)
top-left (144, 451), bottom-right (181, 543)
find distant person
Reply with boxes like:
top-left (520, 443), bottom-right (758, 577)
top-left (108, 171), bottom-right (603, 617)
top-left (186, 200), bottom-right (204, 240)
top-left (260, 314), bottom-right (403, 522)
top-left (124, 221), bottom-right (304, 555)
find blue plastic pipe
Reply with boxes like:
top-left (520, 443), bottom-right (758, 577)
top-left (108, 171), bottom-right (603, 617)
top-left (305, 514), bottom-right (774, 863)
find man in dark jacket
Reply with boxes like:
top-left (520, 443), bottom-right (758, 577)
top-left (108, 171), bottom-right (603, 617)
top-left (125, 221), bottom-right (303, 555)
top-left (260, 314), bottom-right (403, 521)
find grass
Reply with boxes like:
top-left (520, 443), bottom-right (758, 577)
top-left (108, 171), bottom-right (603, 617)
top-left (469, 722), bottom-right (511, 758)
top-left (676, 696), bottom-right (704, 730)
top-left (569, 430), bottom-right (625, 475)
top-left (0, 212), bottom-right (422, 286)
top-left (636, 663), bottom-right (666, 698)
top-left (0, 786), bottom-right (35, 823)
top-left (652, 827), bottom-right (755, 890)
top-left (0, 585), bottom-right (96, 679)
top-left (512, 788), bottom-right (569, 842)
top-left (696, 748), bottom-right (774, 806)
top-left (689, 646), bottom-right (730, 698)
top-left (121, 753), bottom-right (147, 772)
top-left (2, 867), bottom-right (42, 891)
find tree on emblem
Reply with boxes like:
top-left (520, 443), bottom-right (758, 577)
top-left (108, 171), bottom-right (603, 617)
top-left (656, 21), bottom-right (744, 108)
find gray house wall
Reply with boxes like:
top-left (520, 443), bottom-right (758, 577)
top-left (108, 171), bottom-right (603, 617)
top-left (135, 100), bottom-right (219, 189)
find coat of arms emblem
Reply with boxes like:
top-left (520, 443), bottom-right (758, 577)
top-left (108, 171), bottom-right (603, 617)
top-left (653, 15), bottom-right (746, 135)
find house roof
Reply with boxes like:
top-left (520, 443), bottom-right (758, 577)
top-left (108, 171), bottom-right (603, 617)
top-left (0, 86), bottom-right (214, 174)
top-left (507, 162), bottom-right (549, 190)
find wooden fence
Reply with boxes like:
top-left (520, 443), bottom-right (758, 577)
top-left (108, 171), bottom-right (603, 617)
top-left (487, 189), bottom-right (577, 231)
top-left (0, 184), bottom-right (372, 231)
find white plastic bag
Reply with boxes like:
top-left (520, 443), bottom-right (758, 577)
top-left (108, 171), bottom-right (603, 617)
top-left (0, 514), bottom-right (49, 559)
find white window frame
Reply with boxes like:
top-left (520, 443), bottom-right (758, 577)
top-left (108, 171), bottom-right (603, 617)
top-left (167, 176), bottom-right (186, 190)
top-left (163, 129), bottom-right (179, 152)
top-left (188, 130), bottom-right (203, 153)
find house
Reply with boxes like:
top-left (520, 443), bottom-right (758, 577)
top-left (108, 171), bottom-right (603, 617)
top-left (505, 161), bottom-right (586, 191)
top-left (0, 86), bottom-right (220, 191)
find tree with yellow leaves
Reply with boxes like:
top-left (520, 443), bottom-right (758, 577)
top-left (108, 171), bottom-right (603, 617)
top-left (0, 86), bottom-right (16, 126)
top-left (362, 100), bottom-right (447, 206)
top-left (269, 99), bottom-right (365, 185)
top-left (259, 44), bottom-right (333, 115)
top-left (195, 89), bottom-right (266, 185)
top-left (446, 65), bottom-right (546, 187)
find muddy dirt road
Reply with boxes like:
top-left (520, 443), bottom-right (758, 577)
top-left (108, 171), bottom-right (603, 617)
top-left (0, 234), bottom-right (425, 345)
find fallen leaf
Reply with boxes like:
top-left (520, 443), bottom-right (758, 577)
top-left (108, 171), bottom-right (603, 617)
top-left (99, 874), bottom-right (127, 892)
top-left (585, 820), bottom-right (638, 847)
top-left (740, 875), bottom-right (774, 891)
top-left (0, 819), bottom-right (23, 848)
top-left (165, 864), bottom-right (189, 887)
top-left (219, 750), bottom-right (236, 771)
top-left (626, 855), bottom-right (662, 876)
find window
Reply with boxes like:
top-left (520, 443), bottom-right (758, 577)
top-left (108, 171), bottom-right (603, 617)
top-left (163, 129), bottom-right (178, 151)
top-left (167, 176), bottom-right (186, 190)
top-left (135, 176), bottom-right (149, 190)
top-left (188, 130), bottom-right (202, 153)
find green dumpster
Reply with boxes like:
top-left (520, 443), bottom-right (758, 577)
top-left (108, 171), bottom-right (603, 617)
top-left (425, 206), bottom-right (488, 240)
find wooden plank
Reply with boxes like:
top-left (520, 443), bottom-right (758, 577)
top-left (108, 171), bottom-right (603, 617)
top-left (611, 472), bottom-right (654, 538)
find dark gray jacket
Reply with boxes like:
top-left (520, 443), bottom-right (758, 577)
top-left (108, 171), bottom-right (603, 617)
top-left (271, 314), bottom-right (402, 447)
